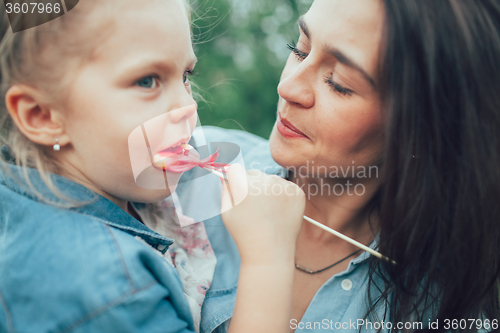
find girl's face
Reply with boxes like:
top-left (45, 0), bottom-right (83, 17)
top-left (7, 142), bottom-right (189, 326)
top-left (58, 0), bottom-right (197, 204)
top-left (269, 0), bottom-right (385, 177)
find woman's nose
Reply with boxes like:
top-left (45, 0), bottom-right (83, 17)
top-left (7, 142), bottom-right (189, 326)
top-left (277, 61), bottom-right (315, 109)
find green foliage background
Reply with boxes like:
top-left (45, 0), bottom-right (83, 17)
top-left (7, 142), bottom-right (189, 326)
top-left (190, 0), bottom-right (313, 139)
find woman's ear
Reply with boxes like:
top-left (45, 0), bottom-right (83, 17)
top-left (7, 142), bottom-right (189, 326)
top-left (5, 85), bottom-right (69, 148)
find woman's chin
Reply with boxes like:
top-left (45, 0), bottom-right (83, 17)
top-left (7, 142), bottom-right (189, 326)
top-left (269, 127), bottom-right (300, 168)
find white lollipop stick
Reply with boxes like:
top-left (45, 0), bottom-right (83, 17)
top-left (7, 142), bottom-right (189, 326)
top-left (302, 216), bottom-right (395, 264)
top-left (202, 167), bottom-right (396, 264)
top-left (202, 166), bottom-right (226, 179)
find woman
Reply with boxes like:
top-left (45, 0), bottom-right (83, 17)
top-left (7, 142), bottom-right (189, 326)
top-left (190, 0), bottom-right (500, 332)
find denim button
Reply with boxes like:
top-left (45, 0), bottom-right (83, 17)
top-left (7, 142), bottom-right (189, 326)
top-left (341, 279), bottom-right (353, 291)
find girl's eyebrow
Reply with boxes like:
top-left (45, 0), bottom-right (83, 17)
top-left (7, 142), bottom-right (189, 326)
top-left (120, 56), bottom-right (197, 75)
top-left (297, 16), bottom-right (376, 89)
top-left (188, 56), bottom-right (198, 67)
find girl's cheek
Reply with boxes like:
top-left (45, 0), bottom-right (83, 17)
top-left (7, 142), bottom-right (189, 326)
top-left (190, 111), bottom-right (198, 128)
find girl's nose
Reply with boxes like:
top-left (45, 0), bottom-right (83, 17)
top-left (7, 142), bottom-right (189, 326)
top-left (168, 102), bottom-right (197, 123)
top-left (168, 82), bottom-right (197, 123)
top-left (277, 61), bottom-right (315, 109)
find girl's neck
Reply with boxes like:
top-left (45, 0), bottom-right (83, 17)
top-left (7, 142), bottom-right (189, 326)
top-left (56, 160), bottom-right (134, 217)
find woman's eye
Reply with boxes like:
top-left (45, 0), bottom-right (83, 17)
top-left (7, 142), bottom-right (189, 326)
top-left (136, 76), bottom-right (158, 89)
top-left (287, 41), bottom-right (308, 61)
top-left (325, 77), bottom-right (353, 96)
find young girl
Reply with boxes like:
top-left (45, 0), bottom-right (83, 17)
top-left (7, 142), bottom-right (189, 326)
top-left (0, 0), bottom-right (305, 332)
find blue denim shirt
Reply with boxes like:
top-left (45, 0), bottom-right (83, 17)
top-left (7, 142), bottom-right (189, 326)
top-left (177, 127), bottom-right (403, 333)
top-left (183, 127), bottom-right (491, 333)
top-left (0, 147), bottom-right (197, 333)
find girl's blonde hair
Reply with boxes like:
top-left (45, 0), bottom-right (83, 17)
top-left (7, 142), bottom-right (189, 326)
top-left (0, 0), bottom-right (192, 207)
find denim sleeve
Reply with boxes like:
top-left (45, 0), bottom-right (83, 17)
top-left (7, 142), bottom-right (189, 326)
top-left (212, 319), bottom-right (231, 333)
top-left (67, 281), bottom-right (196, 333)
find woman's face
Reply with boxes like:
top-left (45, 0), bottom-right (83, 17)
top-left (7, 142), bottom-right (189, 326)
top-left (270, 0), bottom-right (385, 177)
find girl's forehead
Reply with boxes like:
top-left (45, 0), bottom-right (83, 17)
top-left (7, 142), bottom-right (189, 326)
top-left (90, 0), bottom-right (194, 66)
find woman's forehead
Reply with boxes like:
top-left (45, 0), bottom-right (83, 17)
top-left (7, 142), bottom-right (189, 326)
top-left (304, 0), bottom-right (384, 80)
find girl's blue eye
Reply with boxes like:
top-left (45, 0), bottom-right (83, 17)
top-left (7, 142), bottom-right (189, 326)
top-left (136, 76), bottom-right (157, 88)
top-left (183, 69), bottom-right (197, 84)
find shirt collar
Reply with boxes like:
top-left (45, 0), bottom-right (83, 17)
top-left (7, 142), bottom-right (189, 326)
top-left (328, 235), bottom-right (380, 280)
top-left (352, 235), bottom-right (380, 264)
top-left (0, 145), bottom-right (173, 253)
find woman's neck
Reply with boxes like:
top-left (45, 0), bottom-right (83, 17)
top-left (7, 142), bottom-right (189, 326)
top-left (292, 173), bottom-right (380, 243)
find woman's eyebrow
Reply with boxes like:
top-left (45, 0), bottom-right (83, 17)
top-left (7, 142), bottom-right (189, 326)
top-left (298, 16), bottom-right (311, 39)
top-left (297, 16), bottom-right (376, 89)
top-left (327, 48), bottom-right (376, 88)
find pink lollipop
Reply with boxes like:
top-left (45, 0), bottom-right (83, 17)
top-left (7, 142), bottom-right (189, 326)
top-left (152, 144), bottom-right (229, 174)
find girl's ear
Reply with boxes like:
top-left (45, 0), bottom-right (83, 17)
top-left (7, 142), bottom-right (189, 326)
top-left (5, 85), bottom-right (69, 148)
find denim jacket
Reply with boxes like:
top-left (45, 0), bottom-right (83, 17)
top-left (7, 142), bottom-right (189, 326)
top-left (0, 147), bottom-right (197, 333)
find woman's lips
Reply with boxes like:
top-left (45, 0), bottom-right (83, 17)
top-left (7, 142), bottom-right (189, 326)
top-left (276, 116), bottom-right (309, 139)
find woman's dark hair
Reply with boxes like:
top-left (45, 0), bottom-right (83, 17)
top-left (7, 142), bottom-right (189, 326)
top-left (369, 0), bottom-right (500, 331)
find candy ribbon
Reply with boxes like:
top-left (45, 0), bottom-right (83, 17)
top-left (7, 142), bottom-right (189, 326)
top-left (161, 149), bottom-right (230, 173)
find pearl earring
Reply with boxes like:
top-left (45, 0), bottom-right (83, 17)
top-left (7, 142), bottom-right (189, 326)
top-left (53, 138), bottom-right (61, 151)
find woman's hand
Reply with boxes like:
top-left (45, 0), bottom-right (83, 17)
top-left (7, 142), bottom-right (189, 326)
top-left (220, 164), bottom-right (306, 265)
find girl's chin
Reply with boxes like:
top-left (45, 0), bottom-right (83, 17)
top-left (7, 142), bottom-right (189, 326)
top-left (131, 187), bottom-right (176, 204)
top-left (132, 164), bottom-right (183, 191)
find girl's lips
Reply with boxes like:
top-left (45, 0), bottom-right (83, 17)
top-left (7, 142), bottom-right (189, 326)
top-left (151, 144), bottom-right (229, 174)
top-left (276, 116), bottom-right (309, 139)
top-left (152, 143), bottom-right (200, 172)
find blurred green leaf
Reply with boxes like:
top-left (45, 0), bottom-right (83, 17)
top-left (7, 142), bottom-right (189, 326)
top-left (190, 0), bottom-right (312, 138)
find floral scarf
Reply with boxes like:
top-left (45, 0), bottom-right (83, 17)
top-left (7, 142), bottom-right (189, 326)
top-left (135, 193), bottom-right (217, 332)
